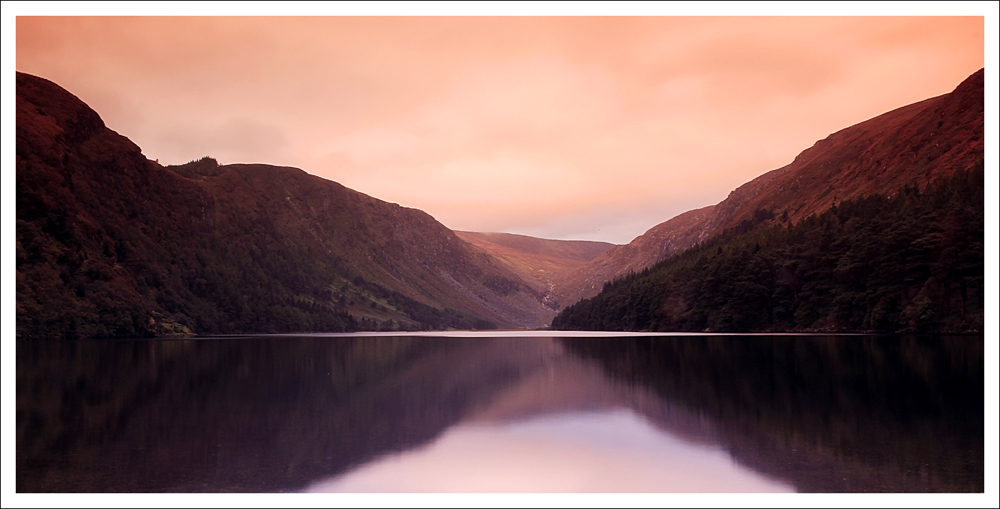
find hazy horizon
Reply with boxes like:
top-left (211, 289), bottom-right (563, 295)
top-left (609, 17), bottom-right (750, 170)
top-left (12, 10), bottom-right (986, 244)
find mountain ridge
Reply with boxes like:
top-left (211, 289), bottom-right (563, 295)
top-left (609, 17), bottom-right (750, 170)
top-left (15, 71), bottom-right (556, 338)
top-left (551, 68), bottom-right (984, 309)
top-left (15, 68), bottom-right (984, 337)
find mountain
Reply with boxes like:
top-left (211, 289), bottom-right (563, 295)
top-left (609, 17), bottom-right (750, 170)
top-left (552, 159), bottom-right (984, 333)
top-left (552, 68), bottom-right (984, 333)
top-left (15, 72), bottom-right (554, 338)
top-left (555, 68), bottom-right (985, 306)
top-left (454, 231), bottom-right (614, 311)
top-left (550, 205), bottom-right (715, 307)
top-left (16, 68), bottom-right (984, 337)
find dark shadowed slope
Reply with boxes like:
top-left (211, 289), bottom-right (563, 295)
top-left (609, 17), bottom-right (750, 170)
top-left (16, 72), bottom-right (553, 338)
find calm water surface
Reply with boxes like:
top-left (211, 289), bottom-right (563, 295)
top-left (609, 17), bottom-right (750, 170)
top-left (16, 333), bottom-right (983, 492)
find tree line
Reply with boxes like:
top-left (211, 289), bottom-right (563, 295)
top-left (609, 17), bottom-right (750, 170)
top-left (552, 163), bottom-right (984, 333)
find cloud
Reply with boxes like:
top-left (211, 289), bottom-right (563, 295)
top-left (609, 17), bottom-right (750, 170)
top-left (15, 16), bottom-right (986, 244)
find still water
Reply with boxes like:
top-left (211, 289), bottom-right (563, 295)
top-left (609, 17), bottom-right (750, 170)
top-left (16, 333), bottom-right (983, 493)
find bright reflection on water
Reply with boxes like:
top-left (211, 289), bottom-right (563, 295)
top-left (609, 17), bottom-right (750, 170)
top-left (16, 333), bottom-right (983, 493)
top-left (306, 410), bottom-right (793, 493)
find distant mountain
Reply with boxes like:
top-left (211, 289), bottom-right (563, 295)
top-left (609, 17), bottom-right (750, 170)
top-left (555, 68), bottom-right (985, 307)
top-left (455, 231), bottom-right (614, 312)
top-left (15, 72), bottom-right (553, 338)
top-left (550, 205), bottom-right (715, 308)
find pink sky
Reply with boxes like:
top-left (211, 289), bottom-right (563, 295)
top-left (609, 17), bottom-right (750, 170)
top-left (14, 13), bottom-right (986, 244)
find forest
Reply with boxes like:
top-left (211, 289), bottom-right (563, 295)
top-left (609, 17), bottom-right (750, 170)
top-left (552, 164), bottom-right (984, 333)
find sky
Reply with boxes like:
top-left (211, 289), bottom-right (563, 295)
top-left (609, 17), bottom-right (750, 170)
top-left (2, 5), bottom-right (998, 507)
top-left (11, 8), bottom-right (989, 245)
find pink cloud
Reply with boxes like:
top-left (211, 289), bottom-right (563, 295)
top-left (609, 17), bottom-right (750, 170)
top-left (16, 16), bottom-right (985, 244)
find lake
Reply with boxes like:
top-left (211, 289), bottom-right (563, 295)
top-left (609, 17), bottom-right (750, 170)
top-left (15, 332), bottom-right (984, 493)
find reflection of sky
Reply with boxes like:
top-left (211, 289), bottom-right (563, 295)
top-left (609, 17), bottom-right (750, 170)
top-left (306, 410), bottom-right (794, 493)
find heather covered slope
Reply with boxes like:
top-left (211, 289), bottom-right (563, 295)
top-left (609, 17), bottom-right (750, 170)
top-left (455, 231), bottom-right (614, 312)
top-left (555, 68), bottom-right (985, 308)
top-left (15, 72), bottom-right (551, 338)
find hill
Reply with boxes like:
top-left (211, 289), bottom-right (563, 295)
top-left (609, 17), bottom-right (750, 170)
top-left (552, 164), bottom-right (984, 333)
top-left (554, 68), bottom-right (984, 307)
top-left (15, 72), bottom-right (553, 338)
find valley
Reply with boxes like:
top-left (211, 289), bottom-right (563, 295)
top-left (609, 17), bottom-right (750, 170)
top-left (15, 68), bottom-right (985, 338)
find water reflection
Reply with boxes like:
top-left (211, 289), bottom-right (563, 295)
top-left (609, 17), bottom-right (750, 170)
top-left (16, 334), bottom-right (983, 492)
top-left (564, 335), bottom-right (985, 493)
top-left (307, 411), bottom-right (792, 493)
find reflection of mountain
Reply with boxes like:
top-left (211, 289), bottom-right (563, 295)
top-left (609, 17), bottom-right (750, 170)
top-left (457, 341), bottom-right (727, 450)
top-left (441, 335), bottom-right (983, 493)
top-left (308, 409), bottom-right (792, 493)
top-left (17, 334), bottom-right (983, 492)
top-left (562, 335), bottom-right (985, 493)
top-left (16, 336), bottom-right (552, 492)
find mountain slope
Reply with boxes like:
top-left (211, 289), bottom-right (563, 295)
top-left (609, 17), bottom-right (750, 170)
top-left (15, 72), bottom-right (551, 338)
top-left (552, 164), bottom-right (984, 333)
top-left (455, 231), bottom-right (614, 311)
top-left (705, 67), bottom-right (984, 235)
top-left (556, 68), bottom-right (984, 307)
top-left (550, 205), bottom-right (715, 307)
